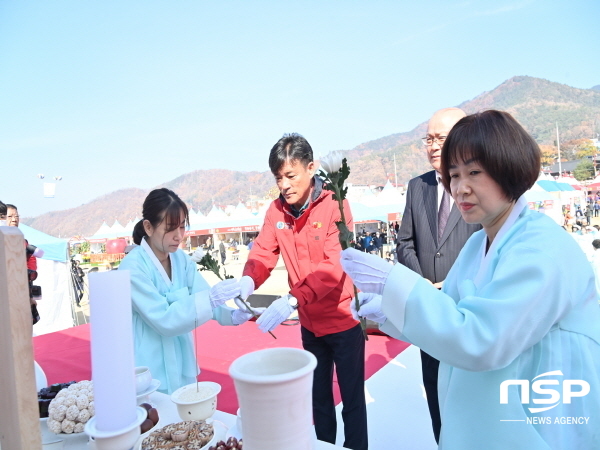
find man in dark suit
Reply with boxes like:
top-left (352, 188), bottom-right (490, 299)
top-left (396, 107), bottom-right (481, 443)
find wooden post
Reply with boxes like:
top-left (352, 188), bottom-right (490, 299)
top-left (0, 227), bottom-right (42, 449)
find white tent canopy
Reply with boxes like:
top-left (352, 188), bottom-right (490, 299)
top-left (206, 205), bottom-right (228, 221)
top-left (93, 221), bottom-right (111, 236)
top-left (110, 220), bottom-right (126, 236)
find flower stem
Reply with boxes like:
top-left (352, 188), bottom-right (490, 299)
top-left (337, 194), bottom-right (368, 341)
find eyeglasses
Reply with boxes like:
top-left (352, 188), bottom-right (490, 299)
top-left (421, 136), bottom-right (447, 146)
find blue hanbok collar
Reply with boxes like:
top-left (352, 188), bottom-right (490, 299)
top-left (141, 237), bottom-right (173, 286)
top-left (473, 196), bottom-right (528, 288)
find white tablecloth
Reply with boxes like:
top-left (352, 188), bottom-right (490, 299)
top-left (40, 392), bottom-right (342, 449)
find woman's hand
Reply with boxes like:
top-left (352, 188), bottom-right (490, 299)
top-left (340, 248), bottom-right (393, 295)
top-left (232, 307), bottom-right (266, 325)
top-left (351, 293), bottom-right (386, 324)
top-left (209, 278), bottom-right (241, 308)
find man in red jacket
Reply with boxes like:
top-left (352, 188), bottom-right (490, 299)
top-left (239, 133), bottom-right (367, 450)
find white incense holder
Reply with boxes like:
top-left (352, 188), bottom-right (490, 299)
top-left (85, 406), bottom-right (146, 450)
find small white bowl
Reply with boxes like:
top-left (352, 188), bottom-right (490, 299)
top-left (135, 366), bottom-right (152, 394)
top-left (170, 381), bottom-right (221, 421)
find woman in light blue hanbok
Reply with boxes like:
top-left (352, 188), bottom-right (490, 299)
top-left (119, 188), bottom-right (261, 394)
top-left (341, 111), bottom-right (600, 449)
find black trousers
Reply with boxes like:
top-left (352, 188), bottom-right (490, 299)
top-left (420, 349), bottom-right (441, 443)
top-left (301, 324), bottom-right (368, 450)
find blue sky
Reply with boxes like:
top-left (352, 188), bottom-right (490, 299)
top-left (1, 0), bottom-right (599, 217)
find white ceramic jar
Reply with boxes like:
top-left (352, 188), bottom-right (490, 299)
top-left (229, 347), bottom-right (317, 450)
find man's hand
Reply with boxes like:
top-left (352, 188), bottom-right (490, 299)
top-left (256, 294), bottom-right (297, 333)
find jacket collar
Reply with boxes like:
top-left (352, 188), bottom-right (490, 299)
top-left (280, 176), bottom-right (325, 218)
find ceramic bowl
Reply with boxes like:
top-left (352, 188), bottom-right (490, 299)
top-left (170, 381), bottom-right (221, 421)
top-left (135, 366), bottom-right (152, 394)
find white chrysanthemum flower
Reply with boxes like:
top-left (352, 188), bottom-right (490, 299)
top-left (320, 151), bottom-right (344, 173)
top-left (191, 247), bottom-right (205, 262)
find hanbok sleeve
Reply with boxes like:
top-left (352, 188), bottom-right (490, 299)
top-left (381, 244), bottom-right (590, 372)
top-left (185, 257), bottom-right (234, 326)
top-left (127, 264), bottom-right (207, 337)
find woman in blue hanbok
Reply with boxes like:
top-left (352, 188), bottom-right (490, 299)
top-left (341, 111), bottom-right (600, 449)
top-left (119, 188), bottom-right (260, 394)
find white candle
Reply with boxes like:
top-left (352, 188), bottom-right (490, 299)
top-left (89, 270), bottom-right (137, 432)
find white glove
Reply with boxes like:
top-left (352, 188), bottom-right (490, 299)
top-left (209, 278), bottom-right (241, 308)
top-left (232, 307), bottom-right (266, 325)
top-left (237, 276), bottom-right (255, 301)
top-left (340, 248), bottom-right (393, 295)
top-left (351, 293), bottom-right (386, 324)
top-left (190, 247), bottom-right (205, 262)
top-left (256, 294), bottom-right (297, 333)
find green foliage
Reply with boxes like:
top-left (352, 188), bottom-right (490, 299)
top-left (196, 252), bottom-right (233, 280)
top-left (318, 158), bottom-right (353, 250)
top-left (573, 160), bottom-right (595, 182)
top-left (575, 140), bottom-right (598, 159)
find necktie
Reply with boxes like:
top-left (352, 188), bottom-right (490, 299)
top-left (438, 188), bottom-right (450, 242)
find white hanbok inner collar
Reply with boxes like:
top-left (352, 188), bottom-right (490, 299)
top-left (141, 237), bottom-right (173, 286)
top-left (474, 196), bottom-right (528, 288)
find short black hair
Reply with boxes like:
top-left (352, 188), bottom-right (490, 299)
top-left (6, 204), bottom-right (17, 210)
top-left (440, 110), bottom-right (541, 201)
top-left (268, 133), bottom-right (313, 174)
top-left (593, 239), bottom-right (600, 250)
top-left (0, 200), bottom-right (6, 217)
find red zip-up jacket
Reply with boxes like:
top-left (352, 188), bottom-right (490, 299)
top-left (243, 178), bottom-right (358, 337)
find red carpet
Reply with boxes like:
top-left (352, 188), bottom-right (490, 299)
top-left (33, 322), bottom-right (409, 414)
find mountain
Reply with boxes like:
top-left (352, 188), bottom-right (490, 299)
top-left (25, 76), bottom-right (600, 237)
top-left (346, 76), bottom-right (600, 185)
top-left (23, 170), bottom-right (275, 237)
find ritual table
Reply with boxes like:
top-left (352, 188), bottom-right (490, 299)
top-left (40, 391), bottom-right (344, 449)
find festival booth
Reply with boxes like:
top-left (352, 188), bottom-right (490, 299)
top-left (536, 179), bottom-right (585, 214)
top-left (86, 220), bottom-right (132, 265)
top-left (185, 204), bottom-right (266, 250)
top-left (18, 224), bottom-right (76, 336)
top-left (350, 202), bottom-right (388, 236)
top-left (348, 182), bottom-right (405, 244)
top-left (524, 190), bottom-right (563, 225)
